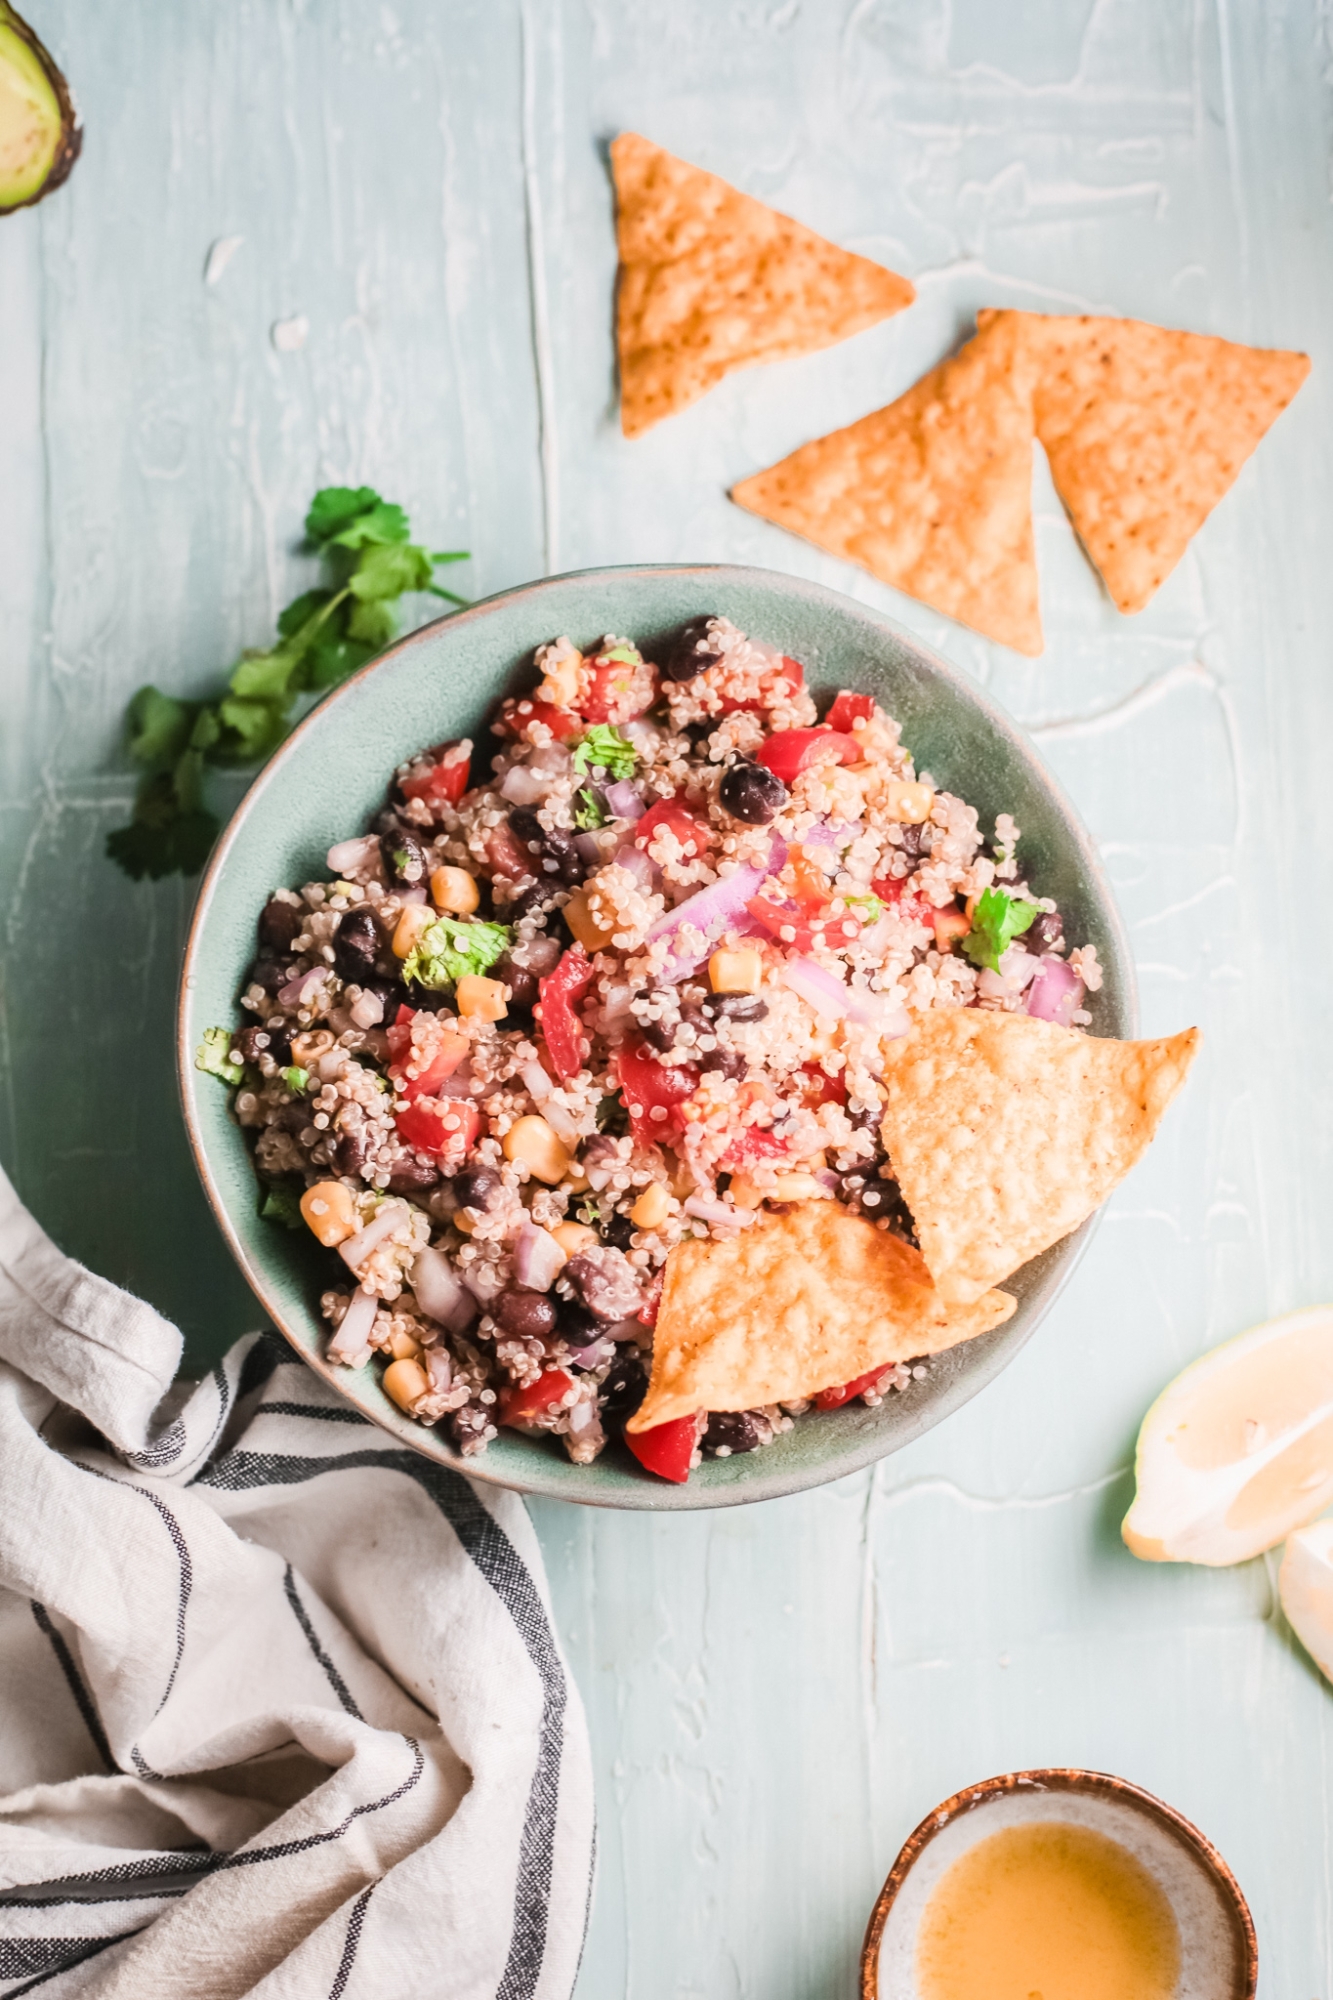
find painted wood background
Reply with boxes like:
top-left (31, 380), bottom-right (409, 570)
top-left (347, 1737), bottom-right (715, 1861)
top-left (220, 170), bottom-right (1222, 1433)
top-left (3, 1), bottom-right (1332, 1991)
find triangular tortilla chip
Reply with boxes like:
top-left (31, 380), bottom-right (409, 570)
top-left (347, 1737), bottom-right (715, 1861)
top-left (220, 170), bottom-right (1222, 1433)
top-left (731, 314), bottom-right (1044, 654)
top-left (979, 308), bottom-right (1310, 613)
top-left (627, 1202), bottom-right (1015, 1432)
top-left (880, 1010), bottom-right (1200, 1308)
top-left (612, 132), bottom-right (915, 439)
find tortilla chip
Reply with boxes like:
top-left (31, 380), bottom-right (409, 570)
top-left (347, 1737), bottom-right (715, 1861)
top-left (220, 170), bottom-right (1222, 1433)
top-left (730, 313), bottom-right (1044, 654)
top-left (880, 1011), bottom-right (1200, 1308)
top-left (978, 308), bottom-right (1310, 613)
top-left (612, 132), bottom-right (915, 439)
top-left (627, 1202), bottom-right (1015, 1432)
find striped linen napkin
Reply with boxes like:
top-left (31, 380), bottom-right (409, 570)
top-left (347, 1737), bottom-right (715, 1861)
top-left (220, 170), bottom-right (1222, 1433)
top-left (0, 1164), bottom-right (594, 1998)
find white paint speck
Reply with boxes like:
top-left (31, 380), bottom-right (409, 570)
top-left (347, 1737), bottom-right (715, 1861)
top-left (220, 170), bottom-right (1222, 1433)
top-left (204, 235), bottom-right (244, 284)
top-left (270, 315), bottom-right (310, 352)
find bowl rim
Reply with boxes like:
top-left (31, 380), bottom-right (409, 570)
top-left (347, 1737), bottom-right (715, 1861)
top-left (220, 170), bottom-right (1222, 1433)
top-left (178, 560), bottom-right (1137, 1510)
top-left (858, 1765), bottom-right (1258, 1999)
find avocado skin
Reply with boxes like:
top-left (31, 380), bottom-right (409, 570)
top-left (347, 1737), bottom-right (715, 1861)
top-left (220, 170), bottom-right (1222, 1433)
top-left (0, 1), bottom-right (81, 214)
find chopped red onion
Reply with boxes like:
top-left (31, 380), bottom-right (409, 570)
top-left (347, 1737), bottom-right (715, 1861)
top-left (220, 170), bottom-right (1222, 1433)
top-left (397, 884), bottom-right (429, 906)
top-left (326, 834), bottom-right (381, 878)
top-left (572, 830), bottom-right (604, 865)
top-left (1026, 956), bottom-right (1085, 1027)
top-left (521, 1059), bottom-right (554, 1102)
top-left (780, 956), bottom-right (850, 1019)
top-left (566, 1336), bottom-right (616, 1370)
top-left (327, 1287), bottom-right (377, 1366)
top-left (598, 982), bottom-right (637, 1032)
top-left (339, 1199), bottom-right (409, 1276)
top-left (277, 967), bottom-right (325, 1010)
top-left (845, 987), bottom-right (912, 1039)
top-left (434, 1061), bottom-right (476, 1100)
top-left (459, 1258), bottom-right (507, 1306)
top-left (411, 1246), bottom-right (478, 1334)
top-left (612, 842), bottom-right (657, 892)
top-left (512, 1221), bottom-right (566, 1292)
top-left (814, 1169), bottom-right (842, 1195)
top-left (349, 988), bottom-right (385, 1030)
top-left (542, 1098), bottom-right (581, 1147)
top-left (425, 1346), bottom-right (453, 1392)
top-left (683, 1194), bottom-right (757, 1229)
top-left (605, 779), bottom-right (645, 820)
top-left (999, 945), bottom-right (1040, 991)
top-left (647, 836), bottom-right (788, 980)
top-left (500, 763), bottom-right (552, 806)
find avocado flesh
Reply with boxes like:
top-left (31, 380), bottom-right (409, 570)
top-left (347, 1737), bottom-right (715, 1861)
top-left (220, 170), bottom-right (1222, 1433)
top-left (0, 6), bottom-right (79, 213)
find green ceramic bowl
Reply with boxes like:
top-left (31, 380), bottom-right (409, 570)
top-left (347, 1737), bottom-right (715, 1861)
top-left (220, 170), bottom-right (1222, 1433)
top-left (179, 564), bottom-right (1135, 1511)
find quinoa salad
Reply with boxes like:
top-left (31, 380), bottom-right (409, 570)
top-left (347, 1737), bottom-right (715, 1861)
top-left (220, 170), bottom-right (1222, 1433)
top-left (199, 617), bottom-right (1102, 1484)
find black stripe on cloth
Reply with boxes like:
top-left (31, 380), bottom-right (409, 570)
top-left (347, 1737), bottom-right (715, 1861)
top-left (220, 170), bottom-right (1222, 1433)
top-left (29, 1603), bottom-right (113, 1771)
top-left (328, 1883), bottom-right (374, 2000)
top-left (252, 1402), bottom-right (370, 1426)
top-left (194, 1447), bottom-right (568, 2000)
top-left (0, 1857), bottom-right (212, 1901)
top-left (0, 1876), bottom-right (195, 1907)
top-left (126, 1413), bottom-right (187, 1471)
top-left (282, 1563), bottom-right (363, 1719)
top-left (1, 1929), bottom-right (142, 1992)
top-left (119, 1488), bottom-right (193, 1783)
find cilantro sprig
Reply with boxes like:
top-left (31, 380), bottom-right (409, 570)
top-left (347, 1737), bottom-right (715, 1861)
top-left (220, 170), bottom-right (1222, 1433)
top-left (195, 1027), bottom-right (244, 1084)
top-left (402, 916), bottom-right (512, 992)
top-left (962, 887), bottom-right (1038, 973)
top-left (573, 786), bottom-right (608, 831)
top-left (107, 486), bottom-right (469, 880)
top-left (572, 725), bottom-right (637, 780)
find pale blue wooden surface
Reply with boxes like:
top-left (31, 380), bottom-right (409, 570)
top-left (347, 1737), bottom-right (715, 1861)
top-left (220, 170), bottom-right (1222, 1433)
top-left (2, 2), bottom-right (1331, 1992)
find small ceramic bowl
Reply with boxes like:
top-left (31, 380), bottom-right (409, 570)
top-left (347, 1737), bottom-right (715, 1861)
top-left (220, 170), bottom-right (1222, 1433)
top-left (861, 1768), bottom-right (1257, 1999)
top-left (179, 563), bottom-right (1134, 1510)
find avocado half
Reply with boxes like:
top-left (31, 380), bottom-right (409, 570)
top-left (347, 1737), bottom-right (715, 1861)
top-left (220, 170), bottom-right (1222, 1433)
top-left (0, 2), bottom-right (80, 213)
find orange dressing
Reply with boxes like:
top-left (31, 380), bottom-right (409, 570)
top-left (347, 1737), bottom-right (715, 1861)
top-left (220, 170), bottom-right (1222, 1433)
top-left (916, 1821), bottom-right (1181, 2000)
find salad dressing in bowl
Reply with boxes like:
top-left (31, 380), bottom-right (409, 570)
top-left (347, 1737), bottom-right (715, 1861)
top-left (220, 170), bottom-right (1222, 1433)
top-left (915, 1821), bottom-right (1179, 2000)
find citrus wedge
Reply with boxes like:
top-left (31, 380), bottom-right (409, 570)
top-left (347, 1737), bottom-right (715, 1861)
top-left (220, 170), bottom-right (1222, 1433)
top-left (1279, 1518), bottom-right (1333, 1681)
top-left (1122, 1306), bottom-right (1333, 1566)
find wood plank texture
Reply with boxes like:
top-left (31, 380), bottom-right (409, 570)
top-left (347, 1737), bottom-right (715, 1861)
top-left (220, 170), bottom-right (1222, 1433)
top-left (2, 1), bottom-right (1331, 1992)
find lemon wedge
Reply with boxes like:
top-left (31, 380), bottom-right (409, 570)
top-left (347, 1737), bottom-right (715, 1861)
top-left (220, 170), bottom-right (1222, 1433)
top-left (1279, 1519), bottom-right (1333, 1679)
top-left (1122, 1306), bottom-right (1333, 1566)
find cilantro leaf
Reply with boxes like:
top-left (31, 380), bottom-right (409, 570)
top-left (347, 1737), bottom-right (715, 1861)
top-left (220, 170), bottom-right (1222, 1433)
top-left (846, 893), bottom-right (885, 923)
top-left (349, 542), bottom-right (435, 602)
top-left (277, 588), bottom-right (334, 638)
top-left (196, 1027), bottom-right (244, 1085)
top-left (573, 786), bottom-right (607, 831)
top-left (329, 501), bottom-right (411, 548)
top-left (346, 598), bottom-right (398, 648)
top-left (126, 686), bottom-right (194, 768)
top-left (227, 647), bottom-right (305, 702)
top-left (600, 642), bottom-right (640, 666)
top-left (961, 887), bottom-right (1038, 973)
top-left (260, 1181), bottom-right (305, 1230)
top-left (216, 693), bottom-right (290, 762)
top-left (572, 725), bottom-right (637, 779)
top-left (403, 916), bottom-right (512, 991)
top-left (305, 486), bottom-right (382, 542)
top-left (308, 636), bottom-right (377, 688)
top-left (282, 1065), bottom-right (310, 1092)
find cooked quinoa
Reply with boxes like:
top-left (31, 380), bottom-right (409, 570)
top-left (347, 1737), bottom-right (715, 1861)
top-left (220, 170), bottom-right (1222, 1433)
top-left (205, 617), bottom-right (1100, 1484)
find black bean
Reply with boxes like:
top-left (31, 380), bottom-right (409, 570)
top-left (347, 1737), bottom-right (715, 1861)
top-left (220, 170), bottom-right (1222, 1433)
top-left (719, 760), bottom-right (787, 825)
top-left (557, 1299), bottom-right (603, 1345)
top-left (897, 821), bottom-right (933, 864)
top-left (699, 1046), bottom-right (745, 1081)
top-left (334, 1130), bottom-right (370, 1178)
top-left (564, 1252), bottom-right (636, 1322)
top-left (701, 993), bottom-right (768, 1023)
top-left (380, 828), bottom-right (429, 887)
top-left (492, 950), bottom-right (538, 1011)
top-left (333, 906), bottom-right (381, 982)
top-left (387, 1156), bottom-right (440, 1195)
top-left (258, 896), bottom-right (302, 951)
top-left (599, 1351), bottom-right (648, 1439)
top-left (1029, 911), bottom-right (1064, 954)
top-left (233, 1026), bottom-right (269, 1065)
top-left (495, 1289), bottom-right (558, 1340)
top-left (599, 1212), bottom-right (637, 1252)
top-left (247, 957), bottom-right (294, 996)
top-left (638, 1016), bottom-right (677, 1052)
top-left (508, 808), bottom-right (584, 886)
top-left (663, 617), bottom-right (725, 684)
top-left (847, 1099), bottom-right (885, 1133)
top-left (704, 1411), bottom-right (762, 1455)
top-left (265, 1023), bottom-right (294, 1067)
top-left (451, 1166), bottom-right (503, 1214)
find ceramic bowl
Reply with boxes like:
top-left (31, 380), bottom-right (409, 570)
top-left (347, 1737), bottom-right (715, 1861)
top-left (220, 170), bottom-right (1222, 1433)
top-left (179, 563), bottom-right (1134, 1510)
top-left (860, 1768), bottom-right (1257, 1998)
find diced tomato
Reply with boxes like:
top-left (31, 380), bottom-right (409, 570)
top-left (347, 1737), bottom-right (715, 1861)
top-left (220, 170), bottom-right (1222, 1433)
top-left (495, 695), bottom-right (582, 744)
top-left (615, 1036), bottom-right (698, 1147)
top-left (537, 947), bottom-right (596, 1082)
top-left (634, 798), bottom-right (710, 859)
top-left (626, 1412), bottom-right (705, 1484)
top-left (637, 1270), bottom-right (663, 1329)
top-left (499, 1368), bottom-right (575, 1430)
top-left (399, 738), bottom-right (472, 806)
top-left (718, 653), bottom-right (805, 718)
top-left (720, 1124), bottom-right (793, 1171)
top-left (799, 1063), bottom-right (846, 1107)
top-left (388, 1010), bottom-right (470, 1101)
top-left (788, 845), bottom-right (833, 912)
top-left (756, 728), bottom-right (860, 783)
top-left (872, 875), bottom-right (935, 929)
top-left (745, 894), bottom-right (864, 954)
top-left (394, 1097), bottom-right (482, 1167)
top-left (815, 1364), bottom-right (894, 1411)
top-left (826, 691), bottom-right (875, 734)
top-left (579, 654), bottom-right (659, 724)
top-left (386, 1005), bottom-right (416, 1066)
top-left (485, 821), bottom-right (534, 882)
